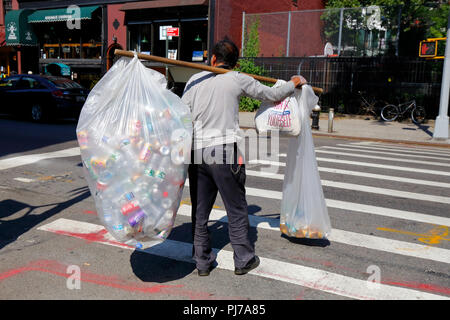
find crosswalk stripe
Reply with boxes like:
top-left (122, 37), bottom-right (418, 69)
top-left (323, 145), bottom-right (450, 161)
top-left (334, 144), bottom-right (450, 160)
top-left (176, 205), bottom-right (450, 264)
top-left (316, 167), bottom-right (450, 189)
top-left (354, 142), bottom-right (450, 156)
top-left (314, 149), bottom-right (450, 168)
top-left (184, 179), bottom-right (450, 227)
top-left (244, 170), bottom-right (450, 205)
top-left (13, 177), bottom-right (35, 183)
top-left (0, 147), bottom-right (81, 171)
top-left (37, 218), bottom-right (448, 300)
top-left (250, 158), bottom-right (450, 177)
top-left (325, 199), bottom-right (450, 227)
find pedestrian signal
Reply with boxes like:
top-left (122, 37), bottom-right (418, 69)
top-left (419, 40), bottom-right (437, 57)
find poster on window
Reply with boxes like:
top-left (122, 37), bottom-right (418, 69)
top-left (168, 49), bottom-right (177, 60)
top-left (192, 51), bottom-right (203, 62)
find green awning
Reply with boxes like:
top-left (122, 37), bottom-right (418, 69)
top-left (28, 5), bottom-right (100, 23)
top-left (5, 9), bottom-right (37, 46)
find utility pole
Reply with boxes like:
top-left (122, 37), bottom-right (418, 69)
top-left (433, 7), bottom-right (450, 140)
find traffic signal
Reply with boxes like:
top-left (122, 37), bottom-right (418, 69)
top-left (419, 38), bottom-right (446, 59)
top-left (419, 40), bottom-right (437, 57)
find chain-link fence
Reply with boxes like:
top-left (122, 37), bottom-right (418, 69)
top-left (240, 6), bottom-right (445, 118)
top-left (242, 6), bottom-right (402, 58)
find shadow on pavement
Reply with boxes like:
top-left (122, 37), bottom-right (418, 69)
top-left (0, 186), bottom-right (91, 251)
top-left (0, 115), bottom-right (78, 158)
top-left (130, 250), bottom-right (197, 283)
top-left (130, 210), bottom-right (259, 283)
top-left (413, 123), bottom-right (433, 137)
top-left (281, 234), bottom-right (331, 247)
top-left (248, 204), bottom-right (261, 215)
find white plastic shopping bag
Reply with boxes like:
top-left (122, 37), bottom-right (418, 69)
top-left (280, 85), bottom-right (331, 239)
top-left (254, 80), bottom-right (301, 136)
top-left (76, 55), bottom-right (192, 249)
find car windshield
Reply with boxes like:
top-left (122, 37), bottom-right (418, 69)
top-left (46, 77), bottom-right (83, 89)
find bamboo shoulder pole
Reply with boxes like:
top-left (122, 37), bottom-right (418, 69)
top-left (114, 49), bottom-right (323, 95)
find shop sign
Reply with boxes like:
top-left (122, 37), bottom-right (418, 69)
top-left (45, 14), bottom-right (72, 21)
top-left (7, 22), bottom-right (18, 40)
top-left (5, 9), bottom-right (37, 46)
top-left (159, 26), bottom-right (173, 40)
top-left (166, 27), bottom-right (179, 37)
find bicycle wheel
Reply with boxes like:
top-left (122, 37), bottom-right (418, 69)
top-left (411, 106), bottom-right (426, 124)
top-left (381, 104), bottom-right (399, 121)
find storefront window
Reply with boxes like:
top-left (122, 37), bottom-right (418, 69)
top-left (33, 15), bottom-right (102, 60)
top-left (127, 19), bottom-right (208, 62)
top-left (128, 24), bottom-right (152, 54)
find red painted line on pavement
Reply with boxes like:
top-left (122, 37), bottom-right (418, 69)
top-left (381, 280), bottom-right (450, 296)
top-left (0, 260), bottom-right (243, 299)
top-left (0, 260), bottom-right (180, 295)
top-left (47, 228), bottom-right (134, 249)
top-left (83, 210), bottom-right (97, 215)
top-left (292, 255), bottom-right (450, 298)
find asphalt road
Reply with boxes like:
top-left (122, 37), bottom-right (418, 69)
top-left (0, 114), bottom-right (449, 305)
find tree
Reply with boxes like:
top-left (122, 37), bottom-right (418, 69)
top-left (323, 0), bottom-right (449, 57)
top-left (234, 17), bottom-right (268, 111)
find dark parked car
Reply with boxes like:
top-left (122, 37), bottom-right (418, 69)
top-left (0, 74), bottom-right (89, 122)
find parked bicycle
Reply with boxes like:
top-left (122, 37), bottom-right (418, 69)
top-left (381, 99), bottom-right (426, 124)
top-left (356, 91), bottom-right (383, 118)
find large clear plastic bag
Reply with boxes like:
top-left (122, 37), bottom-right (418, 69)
top-left (76, 55), bottom-right (192, 249)
top-left (280, 85), bottom-right (331, 239)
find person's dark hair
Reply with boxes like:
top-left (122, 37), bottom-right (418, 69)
top-left (212, 37), bottom-right (239, 69)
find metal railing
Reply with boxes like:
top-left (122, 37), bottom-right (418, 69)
top-left (241, 56), bottom-right (443, 117)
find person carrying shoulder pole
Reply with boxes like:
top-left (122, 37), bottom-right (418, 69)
top-left (181, 38), bottom-right (306, 276)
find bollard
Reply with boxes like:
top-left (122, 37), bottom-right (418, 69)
top-left (311, 105), bottom-right (321, 130)
top-left (328, 108), bottom-right (334, 133)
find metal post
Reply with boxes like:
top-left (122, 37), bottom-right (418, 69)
top-left (328, 108), bottom-right (334, 133)
top-left (433, 10), bottom-right (450, 140)
top-left (337, 8), bottom-right (344, 56)
top-left (166, 37), bottom-right (169, 58)
top-left (101, 5), bottom-right (108, 74)
top-left (208, 0), bottom-right (216, 64)
top-left (165, 36), bottom-right (169, 81)
top-left (395, 5), bottom-right (402, 57)
top-left (286, 11), bottom-right (291, 57)
top-left (241, 11), bottom-right (246, 57)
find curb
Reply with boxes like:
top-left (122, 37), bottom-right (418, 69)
top-left (310, 132), bottom-right (450, 148)
top-left (239, 126), bottom-right (450, 149)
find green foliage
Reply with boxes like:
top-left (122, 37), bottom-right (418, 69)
top-left (322, 0), bottom-right (449, 57)
top-left (428, 3), bottom-right (450, 38)
top-left (234, 18), bottom-right (267, 112)
top-left (242, 17), bottom-right (260, 57)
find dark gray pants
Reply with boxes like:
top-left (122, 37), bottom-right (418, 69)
top-left (188, 144), bottom-right (255, 270)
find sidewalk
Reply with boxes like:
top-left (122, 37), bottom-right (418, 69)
top-left (239, 112), bottom-right (450, 148)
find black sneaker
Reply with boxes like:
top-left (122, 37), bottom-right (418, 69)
top-left (197, 268), bottom-right (210, 276)
top-left (234, 256), bottom-right (260, 275)
top-left (197, 264), bottom-right (215, 277)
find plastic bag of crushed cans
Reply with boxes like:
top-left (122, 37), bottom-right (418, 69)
top-left (76, 55), bottom-right (192, 249)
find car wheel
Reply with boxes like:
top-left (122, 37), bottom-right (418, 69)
top-left (31, 104), bottom-right (45, 122)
